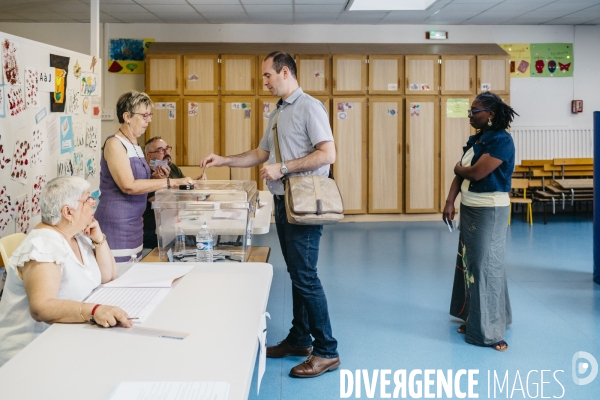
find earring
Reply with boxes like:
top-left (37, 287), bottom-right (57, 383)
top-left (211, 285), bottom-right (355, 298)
top-left (69, 218), bottom-right (73, 226)
top-left (487, 118), bottom-right (493, 127)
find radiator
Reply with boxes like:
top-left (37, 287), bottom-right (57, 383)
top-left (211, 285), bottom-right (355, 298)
top-left (511, 127), bottom-right (594, 164)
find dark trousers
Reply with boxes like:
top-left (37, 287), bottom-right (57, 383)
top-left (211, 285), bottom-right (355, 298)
top-left (274, 195), bottom-right (338, 358)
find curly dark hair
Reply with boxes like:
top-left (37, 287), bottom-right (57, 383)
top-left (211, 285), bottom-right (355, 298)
top-left (475, 91), bottom-right (519, 131)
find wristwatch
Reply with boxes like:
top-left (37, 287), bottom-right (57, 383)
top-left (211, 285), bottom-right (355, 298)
top-left (280, 161), bottom-right (288, 175)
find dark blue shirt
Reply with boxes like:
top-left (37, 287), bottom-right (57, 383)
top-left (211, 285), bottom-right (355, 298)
top-left (462, 129), bottom-right (515, 193)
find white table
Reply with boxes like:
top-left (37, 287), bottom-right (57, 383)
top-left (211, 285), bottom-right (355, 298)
top-left (0, 263), bottom-right (273, 400)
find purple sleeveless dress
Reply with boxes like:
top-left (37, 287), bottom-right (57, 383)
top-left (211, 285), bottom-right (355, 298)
top-left (95, 135), bottom-right (151, 263)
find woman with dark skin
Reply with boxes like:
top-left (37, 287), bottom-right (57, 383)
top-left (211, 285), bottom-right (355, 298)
top-left (443, 92), bottom-right (519, 352)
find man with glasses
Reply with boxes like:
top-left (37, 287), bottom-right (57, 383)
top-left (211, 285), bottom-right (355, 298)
top-left (142, 136), bottom-right (184, 249)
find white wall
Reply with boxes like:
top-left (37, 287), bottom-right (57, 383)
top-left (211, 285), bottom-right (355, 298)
top-left (1, 22), bottom-right (598, 142)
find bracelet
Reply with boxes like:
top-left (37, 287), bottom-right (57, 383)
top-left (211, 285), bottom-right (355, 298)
top-left (167, 177), bottom-right (171, 189)
top-left (92, 233), bottom-right (106, 247)
top-left (79, 302), bottom-right (87, 322)
top-left (89, 303), bottom-right (101, 324)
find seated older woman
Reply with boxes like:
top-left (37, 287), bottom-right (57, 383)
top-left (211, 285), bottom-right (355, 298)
top-left (0, 176), bottom-right (132, 367)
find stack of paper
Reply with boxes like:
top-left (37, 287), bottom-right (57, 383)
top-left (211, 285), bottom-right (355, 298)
top-left (85, 263), bottom-right (193, 323)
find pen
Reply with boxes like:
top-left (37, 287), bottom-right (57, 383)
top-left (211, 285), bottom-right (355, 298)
top-left (127, 318), bottom-right (139, 320)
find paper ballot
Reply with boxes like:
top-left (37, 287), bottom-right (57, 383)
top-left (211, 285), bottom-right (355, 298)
top-left (107, 382), bottom-right (229, 400)
top-left (102, 263), bottom-right (193, 288)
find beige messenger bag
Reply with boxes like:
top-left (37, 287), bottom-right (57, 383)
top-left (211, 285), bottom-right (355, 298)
top-left (273, 110), bottom-right (344, 225)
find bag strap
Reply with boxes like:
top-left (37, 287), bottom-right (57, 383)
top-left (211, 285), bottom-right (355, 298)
top-left (312, 175), bottom-right (323, 215)
top-left (272, 109), bottom-right (282, 164)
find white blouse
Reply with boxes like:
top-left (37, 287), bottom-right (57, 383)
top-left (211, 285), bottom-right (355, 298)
top-left (0, 229), bottom-right (101, 367)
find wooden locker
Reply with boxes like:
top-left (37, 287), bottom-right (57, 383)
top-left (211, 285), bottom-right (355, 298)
top-left (368, 55), bottom-right (403, 95)
top-left (221, 97), bottom-right (256, 181)
top-left (221, 55), bottom-right (256, 95)
top-left (296, 55), bottom-right (330, 95)
top-left (332, 98), bottom-right (367, 214)
top-left (183, 97), bottom-right (219, 166)
top-left (441, 55), bottom-right (475, 95)
top-left (145, 55), bottom-right (181, 95)
top-left (183, 55), bottom-right (219, 95)
top-left (146, 96), bottom-right (182, 165)
top-left (332, 54), bottom-right (367, 95)
top-left (369, 97), bottom-right (403, 213)
top-left (405, 96), bottom-right (440, 213)
top-left (477, 55), bottom-right (510, 95)
top-left (405, 55), bottom-right (440, 96)
top-left (440, 96), bottom-right (475, 210)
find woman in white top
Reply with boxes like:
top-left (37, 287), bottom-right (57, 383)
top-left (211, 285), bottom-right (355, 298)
top-left (0, 176), bottom-right (132, 367)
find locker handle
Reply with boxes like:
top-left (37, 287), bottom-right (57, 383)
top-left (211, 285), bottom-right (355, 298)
top-left (406, 78), bottom-right (409, 89)
top-left (398, 144), bottom-right (402, 154)
top-left (184, 144), bottom-right (188, 156)
top-left (176, 77), bottom-right (179, 89)
top-left (477, 78), bottom-right (481, 89)
top-left (251, 78), bottom-right (254, 90)
top-left (333, 78), bottom-right (336, 89)
top-left (469, 78), bottom-right (472, 89)
top-left (184, 79), bottom-right (187, 89)
top-left (325, 77), bottom-right (328, 89)
top-left (398, 79), bottom-right (401, 90)
top-left (406, 144), bottom-right (410, 154)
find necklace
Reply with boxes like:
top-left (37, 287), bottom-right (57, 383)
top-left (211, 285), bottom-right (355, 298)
top-left (118, 128), bottom-right (143, 158)
top-left (51, 224), bottom-right (73, 240)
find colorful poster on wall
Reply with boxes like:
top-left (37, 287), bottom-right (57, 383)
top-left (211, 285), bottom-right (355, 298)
top-left (530, 43), bottom-right (573, 77)
top-left (50, 54), bottom-right (70, 112)
top-left (499, 43), bottom-right (531, 78)
top-left (108, 38), bottom-right (154, 74)
top-left (59, 115), bottom-right (74, 154)
top-left (446, 98), bottom-right (469, 118)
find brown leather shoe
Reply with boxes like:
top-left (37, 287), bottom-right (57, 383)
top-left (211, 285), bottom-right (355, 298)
top-left (266, 340), bottom-right (312, 358)
top-left (290, 355), bottom-right (341, 378)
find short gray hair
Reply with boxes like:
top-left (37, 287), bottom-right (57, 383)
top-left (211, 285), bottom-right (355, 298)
top-left (116, 90), bottom-right (153, 124)
top-left (41, 176), bottom-right (90, 226)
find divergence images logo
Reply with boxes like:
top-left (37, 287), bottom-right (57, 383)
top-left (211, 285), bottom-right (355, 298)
top-left (572, 351), bottom-right (598, 385)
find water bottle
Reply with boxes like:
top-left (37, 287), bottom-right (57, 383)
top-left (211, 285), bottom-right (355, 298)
top-left (196, 222), bottom-right (213, 262)
top-left (174, 227), bottom-right (185, 253)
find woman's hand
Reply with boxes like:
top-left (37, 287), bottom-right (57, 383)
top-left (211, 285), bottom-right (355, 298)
top-left (172, 177), bottom-right (195, 187)
top-left (442, 201), bottom-right (456, 223)
top-left (93, 305), bottom-right (133, 328)
top-left (83, 217), bottom-right (104, 244)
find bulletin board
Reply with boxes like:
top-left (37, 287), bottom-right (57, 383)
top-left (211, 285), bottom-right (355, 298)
top-left (0, 30), bottom-right (101, 237)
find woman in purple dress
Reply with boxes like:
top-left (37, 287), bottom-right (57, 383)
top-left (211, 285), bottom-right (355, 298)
top-left (95, 91), bottom-right (193, 263)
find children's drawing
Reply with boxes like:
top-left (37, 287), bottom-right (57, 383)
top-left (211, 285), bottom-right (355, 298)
top-left (80, 73), bottom-right (98, 96)
top-left (50, 54), bottom-right (69, 112)
top-left (15, 194), bottom-right (31, 234)
top-left (32, 175), bottom-right (46, 216)
top-left (73, 120), bottom-right (85, 148)
top-left (0, 185), bottom-right (16, 235)
top-left (73, 151), bottom-right (84, 177)
top-left (57, 157), bottom-right (73, 177)
top-left (0, 125), bottom-right (11, 169)
top-left (11, 139), bottom-right (30, 184)
top-left (59, 115), bottom-right (74, 154)
top-left (66, 88), bottom-right (80, 114)
top-left (0, 84), bottom-right (5, 118)
top-left (31, 123), bottom-right (47, 166)
top-left (7, 86), bottom-right (25, 117)
top-left (85, 157), bottom-right (97, 179)
top-left (2, 39), bottom-right (21, 85)
top-left (25, 67), bottom-right (39, 108)
top-left (86, 121), bottom-right (99, 149)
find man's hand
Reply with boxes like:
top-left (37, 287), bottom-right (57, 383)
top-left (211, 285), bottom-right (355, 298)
top-left (151, 165), bottom-right (170, 179)
top-left (200, 154), bottom-right (226, 168)
top-left (260, 163), bottom-right (284, 182)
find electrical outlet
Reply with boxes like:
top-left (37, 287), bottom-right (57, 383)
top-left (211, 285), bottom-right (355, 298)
top-left (101, 109), bottom-right (114, 121)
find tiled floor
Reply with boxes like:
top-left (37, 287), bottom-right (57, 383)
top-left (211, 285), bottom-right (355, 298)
top-left (248, 214), bottom-right (600, 399)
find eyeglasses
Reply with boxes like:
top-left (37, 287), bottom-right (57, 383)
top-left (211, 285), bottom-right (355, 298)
top-left (467, 108), bottom-right (491, 117)
top-left (79, 196), bottom-right (97, 205)
top-left (132, 112), bottom-right (154, 121)
top-left (147, 146), bottom-right (173, 154)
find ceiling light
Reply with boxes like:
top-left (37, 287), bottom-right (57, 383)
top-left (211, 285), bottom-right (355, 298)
top-left (347, 0), bottom-right (438, 11)
top-left (426, 30), bottom-right (448, 40)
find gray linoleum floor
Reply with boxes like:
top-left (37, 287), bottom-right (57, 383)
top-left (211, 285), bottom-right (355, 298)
top-left (247, 213), bottom-right (600, 399)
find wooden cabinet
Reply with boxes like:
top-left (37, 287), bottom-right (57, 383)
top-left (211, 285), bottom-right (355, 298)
top-left (477, 55), bottom-right (510, 95)
top-left (332, 98), bottom-right (367, 214)
top-left (332, 55), bottom-right (367, 95)
top-left (183, 55), bottom-right (219, 95)
top-left (221, 97), bottom-right (256, 181)
top-left (441, 55), bottom-right (475, 95)
top-left (440, 96), bottom-right (475, 209)
top-left (146, 55), bottom-right (181, 95)
top-left (368, 55), bottom-right (403, 95)
top-left (183, 97), bottom-right (219, 166)
top-left (405, 96), bottom-right (440, 213)
top-left (405, 55), bottom-right (439, 96)
top-left (146, 96), bottom-right (182, 164)
top-left (369, 97), bottom-right (403, 213)
top-left (221, 55), bottom-right (256, 95)
top-left (296, 55), bottom-right (330, 95)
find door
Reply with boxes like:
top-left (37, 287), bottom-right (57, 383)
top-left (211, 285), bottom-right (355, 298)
top-left (405, 55), bottom-right (439, 96)
top-left (183, 55), bottom-right (219, 95)
top-left (477, 55), bottom-right (510, 95)
top-left (405, 96), bottom-right (440, 213)
top-left (368, 55), bottom-right (403, 95)
top-left (369, 97), bottom-right (403, 213)
top-left (146, 96), bottom-right (182, 164)
top-left (221, 97), bottom-right (256, 181)
top-left (441, 55), bottom-right (475, 95)
top-left (183, 97), bottom-right (219, 166)
top-left (296, 55), bottom-right (330, 96)
top-left (332, 98), bottom-right (367, 214)
top-left (332, 54), bottom-right (367, 95)
top-left (146, 55), bottom-right (181, 95)
top-left (221, 55), bottom-right (256, 95)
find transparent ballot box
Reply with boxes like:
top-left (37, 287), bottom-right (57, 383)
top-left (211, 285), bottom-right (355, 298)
top-left (152, 180), bottom-right (258, 262)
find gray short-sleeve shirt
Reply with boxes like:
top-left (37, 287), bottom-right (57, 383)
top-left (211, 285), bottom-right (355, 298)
top-left (259, 87), bottom-right (334, 195)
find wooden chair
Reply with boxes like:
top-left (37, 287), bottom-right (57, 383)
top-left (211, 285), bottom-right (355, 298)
top-left (509, 178), bottom-right (532, 226)
top-left (0, 233), bottom-right (26, 269)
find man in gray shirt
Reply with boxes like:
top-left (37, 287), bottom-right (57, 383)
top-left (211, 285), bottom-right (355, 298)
top-left (200, 51), bottom-right (339, 378)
